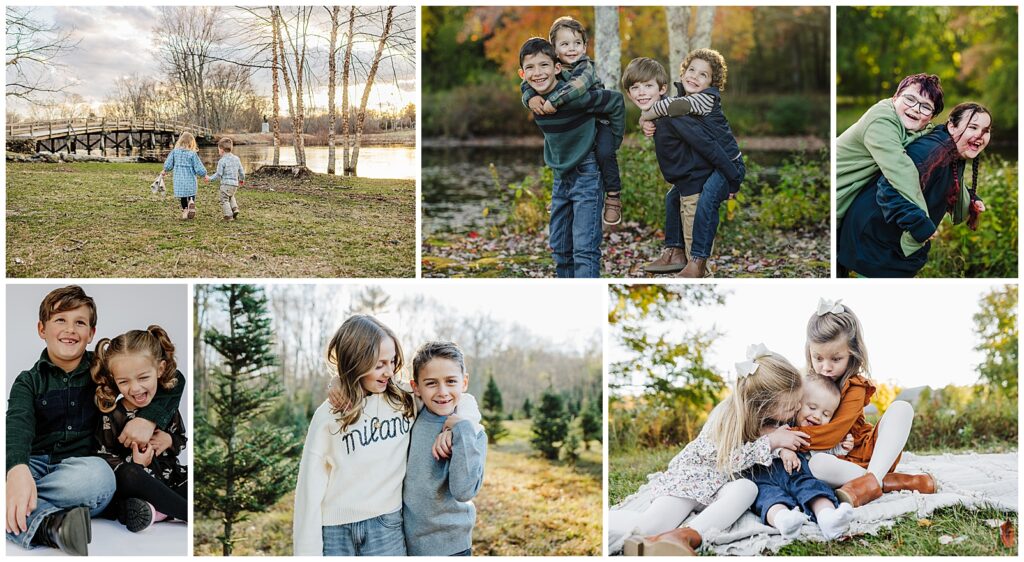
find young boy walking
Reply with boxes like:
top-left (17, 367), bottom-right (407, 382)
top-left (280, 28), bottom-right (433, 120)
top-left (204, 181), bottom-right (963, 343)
top-left (207, 137), bottom-right (245, 221)
top-left (519, 37), bottom-right (625, 278)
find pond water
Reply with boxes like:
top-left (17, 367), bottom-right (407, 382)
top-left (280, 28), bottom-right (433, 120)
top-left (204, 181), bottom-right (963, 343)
top-left (196, 144), bottom-right (416, 180)
top-left (422, 145), bottom-right (800, 236)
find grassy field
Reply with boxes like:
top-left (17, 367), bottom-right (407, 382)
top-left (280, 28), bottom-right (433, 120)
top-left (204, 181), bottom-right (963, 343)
top-left (194, 420), bottom-right (602, 556)
top-left (6, 162), bottom-right (415, 277)
top-left (610, 446), bottom-right (1018, 556)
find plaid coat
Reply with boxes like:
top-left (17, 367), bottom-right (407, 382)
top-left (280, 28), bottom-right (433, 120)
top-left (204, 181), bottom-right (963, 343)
top-left (162, 148), bottom-right (208, 197)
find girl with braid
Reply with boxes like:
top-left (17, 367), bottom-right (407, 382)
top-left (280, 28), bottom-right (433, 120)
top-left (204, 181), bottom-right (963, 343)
top-left (92, 326), bottom-right (188, 532)
top-left (837, 102), bottom-right (991, 277)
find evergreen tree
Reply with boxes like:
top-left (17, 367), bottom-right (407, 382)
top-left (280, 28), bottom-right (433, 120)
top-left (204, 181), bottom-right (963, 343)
top-left (580, 399), bottom-right (602, 450)
top-left (195, 284), bottom-right (300, 556)
top-left (481, 373), bottom-right (509, 444)
top-left (531, 389), bottom-right (569, 460)
top-left (522, 397), bottom-right (532, 418)
top-left (561, 417), bottom-right (582, 464)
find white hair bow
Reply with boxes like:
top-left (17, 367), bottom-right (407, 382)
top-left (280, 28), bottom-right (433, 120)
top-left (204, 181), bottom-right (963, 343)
top-left (735, 343), bottom-right (772, 379)
top-left (816, 298), bottom-right (845, 316)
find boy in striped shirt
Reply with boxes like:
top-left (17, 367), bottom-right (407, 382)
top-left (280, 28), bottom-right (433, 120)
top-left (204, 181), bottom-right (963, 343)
top-left (518, 37), bottom-right (625, 278)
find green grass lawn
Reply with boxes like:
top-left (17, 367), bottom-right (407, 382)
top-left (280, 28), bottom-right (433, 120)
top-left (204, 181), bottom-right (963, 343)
top-left (194, 419), bottom-right (602, 556)
top-left (611, 445), bottom-right (1017, 556)
top-left (6, 162), bottom-right (415, 277)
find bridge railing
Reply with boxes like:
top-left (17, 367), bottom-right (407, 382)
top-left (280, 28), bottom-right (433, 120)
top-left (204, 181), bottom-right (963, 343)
top-left (6, 118), bottom-right (212, 139)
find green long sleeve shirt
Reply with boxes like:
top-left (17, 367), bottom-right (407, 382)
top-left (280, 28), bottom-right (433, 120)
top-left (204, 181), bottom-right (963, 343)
top-left (6, 349), bottom-right (186, 472)
top-left (836, 98), bottom-right (934, 256)
top-left (533, 84), bottom-right (625, 177)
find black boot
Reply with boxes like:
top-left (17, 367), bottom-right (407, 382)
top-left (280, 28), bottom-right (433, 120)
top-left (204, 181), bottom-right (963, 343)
top-left (31, 506), bottom-right (91, 556)
top-left (118, 498), bottom-right (155, 532)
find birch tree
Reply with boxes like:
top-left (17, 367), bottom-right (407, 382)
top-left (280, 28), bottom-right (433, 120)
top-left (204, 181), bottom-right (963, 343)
top-left (270, 6), bottom-right (281, 165)
top-left (347, 6), bottom-right (393, 176)
top-left (593, 7), bottom-right (621, 92)
top-left (326, 6), bottom-right (341, 174)
top-left (666, 6), bottom-right (715, 78)
top-left (340, 6), bottom-right (356, 174)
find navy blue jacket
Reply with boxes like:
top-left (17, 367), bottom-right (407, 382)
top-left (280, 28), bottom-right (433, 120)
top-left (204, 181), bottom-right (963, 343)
top-left (652, 84), bottom-right (742, 197)
top-left (838, 125), bottom-right (965, 277)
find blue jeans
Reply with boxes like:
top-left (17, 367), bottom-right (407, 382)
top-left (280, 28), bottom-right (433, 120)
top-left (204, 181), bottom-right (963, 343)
top-left (664, 185), bottom-right (684, 249)
top-left (594, 121), bottom-right (621, 193)
top-left (691, 158), bottom-right (746, 259)
top-left (746, 454), bottom-right (837, 524)
top-left (321, 509), bottom-right (406, 556)
top-left (549, 153), bottom-right (602, 278)
top-left (6, 455), bottom-right (116, 549)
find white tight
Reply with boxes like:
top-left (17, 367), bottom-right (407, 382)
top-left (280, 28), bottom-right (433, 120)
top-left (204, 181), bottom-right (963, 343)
top-left (808, 400), bottom-right (915, 487)
top-left (608, 479), bottom-right (757, 549)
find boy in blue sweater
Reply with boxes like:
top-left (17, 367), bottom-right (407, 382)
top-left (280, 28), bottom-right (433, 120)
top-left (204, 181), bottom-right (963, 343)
top-left (626, 52), bottom-right (744, 278)
top-left (403, 342), bottom-right (487, 556)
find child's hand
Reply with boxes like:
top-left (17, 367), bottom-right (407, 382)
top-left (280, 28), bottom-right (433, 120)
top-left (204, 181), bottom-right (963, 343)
top-left (6, 464), bottom-right (37, 535)
top-left (131, 442), bottom-right (155, 467)
top-left (150, 429), bottom-right (174, 457)
top-left (326, 376), bottom-right (349, 412)
top-left (974, 200), bottom-right (987, 213)
top-left (443, 414), bottom-right (463, 430)
top-left (433, 428), bottom-right (453, 461)
top-left (641, 120), bottom-right (657, 137)
top-left (204, 175), bottom-right (211, 183)
top-left (541, 100), bottom-right (557, 114)
top-left (840, 433), bottom-right (855, 453)
top-left (119, 417), bottom-right (157, 448)
top-left (527, 96), bottom-right (547, 115)
top-left (239, 180), bottom-right (244, 187)
top-left (768, 425), bottom-right (809, 451)
top-left (779, 448), bottom-right (801, 474)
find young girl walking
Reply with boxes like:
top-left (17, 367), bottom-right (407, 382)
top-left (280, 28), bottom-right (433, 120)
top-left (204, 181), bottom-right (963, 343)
top-left (801, 299), bottom-right (936, 506)
top-left (292, 315), bottom-right (480, 556)
top-left (160, 132), bottom-right (208, 220)
top-left (91, 326), bottom-right (188, 532)
top-left (610, 345), bottom-right (810, 555)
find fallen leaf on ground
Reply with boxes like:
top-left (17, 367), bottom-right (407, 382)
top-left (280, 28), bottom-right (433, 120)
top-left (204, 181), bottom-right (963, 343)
top-left (918, 518), bottom-right (933, 527)
top-left (1000, 520), bottom-right (1015, 548)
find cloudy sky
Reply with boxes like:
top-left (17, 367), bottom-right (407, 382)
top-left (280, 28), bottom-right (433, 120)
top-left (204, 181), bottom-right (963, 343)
top-left (6, 5), bottom-right (416, 116)
top-left (611, 282), bottom-right (1006, 391)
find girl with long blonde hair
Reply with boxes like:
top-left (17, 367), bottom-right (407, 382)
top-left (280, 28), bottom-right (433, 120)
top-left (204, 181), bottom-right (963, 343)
top-left (160, 131), bottom-right (209, 220)
top-left (610, 345), bottom-right (809, 555)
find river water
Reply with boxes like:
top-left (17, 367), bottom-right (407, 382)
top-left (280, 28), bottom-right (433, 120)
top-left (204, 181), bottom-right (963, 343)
top-left (196, 144), bottom-right (416, 180)
top-left (422, 145), bottom-right (798, 236)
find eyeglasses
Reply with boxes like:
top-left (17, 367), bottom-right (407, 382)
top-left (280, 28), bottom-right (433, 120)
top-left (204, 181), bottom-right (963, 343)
top-left (899, 93), bottom-right (935, 116)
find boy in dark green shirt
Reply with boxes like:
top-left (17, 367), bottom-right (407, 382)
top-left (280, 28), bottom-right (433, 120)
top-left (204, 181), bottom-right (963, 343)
top-left (519, 37), bottom-right (625, 278)
top-left (6, 286), bottom-right (185, 555)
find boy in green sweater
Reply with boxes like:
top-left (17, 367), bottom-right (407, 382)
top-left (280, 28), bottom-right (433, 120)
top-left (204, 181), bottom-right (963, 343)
top-left (835, 73), bottom-right (944, 264)
top-left (6, 286), bottom-right (185, 555)
top-left (518, 37), bottom-right (625, 278)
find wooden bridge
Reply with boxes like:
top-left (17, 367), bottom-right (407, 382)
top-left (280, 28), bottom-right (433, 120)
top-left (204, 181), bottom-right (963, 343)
top-left (6, 118), bottom-right (213, 156)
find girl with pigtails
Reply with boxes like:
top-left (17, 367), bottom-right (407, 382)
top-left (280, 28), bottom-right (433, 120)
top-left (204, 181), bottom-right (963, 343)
top-left (838, 102), bottom-right (992, 277)
top-left (91, 326), bottom-right (189, 533)
top-left (609, 346), bottom-right (810, 555)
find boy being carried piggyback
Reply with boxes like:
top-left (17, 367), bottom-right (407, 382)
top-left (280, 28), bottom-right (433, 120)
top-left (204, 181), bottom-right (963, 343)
top-left (519, 35), bottom-right (625, 278)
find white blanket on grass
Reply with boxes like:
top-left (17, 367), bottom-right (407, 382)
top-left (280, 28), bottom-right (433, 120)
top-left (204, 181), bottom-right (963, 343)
top-left (612, 452), bottom-right (1017, 556)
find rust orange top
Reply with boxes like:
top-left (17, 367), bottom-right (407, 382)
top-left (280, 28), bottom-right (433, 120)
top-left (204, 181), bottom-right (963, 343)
top-left (799, 374), bottom-right (894, 469)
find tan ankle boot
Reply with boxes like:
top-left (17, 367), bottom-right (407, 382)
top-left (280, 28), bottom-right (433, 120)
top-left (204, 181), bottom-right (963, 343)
top-left (882, 472), bottom-right (936, 494)
top-left (625, 526), bottom-right (701, 556)
top-left (644, 247), bottom-right (687, 274)
top-left (676, 258), bottom-right (706, 278)
top-left (836, 473), bottom-right (883, 507)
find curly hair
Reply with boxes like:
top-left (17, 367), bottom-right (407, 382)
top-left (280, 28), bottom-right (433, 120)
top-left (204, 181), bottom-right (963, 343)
top-left (681, 48), bottom-right (728, 91)
top-left (91, 325), bottom-right (179, 413)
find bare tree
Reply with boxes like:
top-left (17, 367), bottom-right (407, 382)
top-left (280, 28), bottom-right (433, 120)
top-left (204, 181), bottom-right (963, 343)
top-left (345, 6), bottom-right (393, 176)
top-left (5, 7), bottom-right (78, 103)
top-left (326, 6), bottom-right (341, 174)
top-left (594, 7), bottom-right (621, 92)
top-left (340, 6), bottom-right (356, 174)
top-left (270, 6), bottom-right (282, 165)
top-left (666, 6), bottom-right (715, 77)
top-left (278, 5), bottom-right (311, 167)
top-left (155, 6), bottom-right (224, 129)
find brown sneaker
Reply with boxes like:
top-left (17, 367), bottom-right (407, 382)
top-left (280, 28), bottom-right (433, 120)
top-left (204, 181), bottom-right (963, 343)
top-left (625, 526), bottom-right (701, 556)
top-left (187, 200), bottom-right (196, 219)
top-left (643, 247), bottom-right (687, 274)
top-left (882, 472), bottom-right (936, 494)
top-left (222, 216), bottom-right (234, 222)
top-left (603, 194), bottom-right (622, 225)
top-left (836, 473), bottom-right (883, 507)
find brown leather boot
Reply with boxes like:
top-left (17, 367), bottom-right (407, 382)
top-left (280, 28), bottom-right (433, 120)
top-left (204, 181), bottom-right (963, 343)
top-left (836, 473), bottom-right (883, 507)
top-left (676, 258), bottom-right (707, 278)
top-left (632, 526), bottom-right (701, 556)
top-left (882, 472), bottom-right (936, 494)
top-left (644, 247), bottom-right (687, 274)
